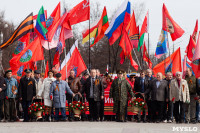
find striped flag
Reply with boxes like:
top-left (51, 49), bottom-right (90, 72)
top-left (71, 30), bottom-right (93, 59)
top-left (0, 13), bottom-right (34, 49)
top-left (82, 7), bottom-right (109, 47)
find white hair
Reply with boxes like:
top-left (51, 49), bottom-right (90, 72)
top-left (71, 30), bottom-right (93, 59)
top-left (176, 71), bottom-right (182, 76)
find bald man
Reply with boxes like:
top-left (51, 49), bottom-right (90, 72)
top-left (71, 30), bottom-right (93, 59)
top-left (145, 72), bottom-right (168, 123)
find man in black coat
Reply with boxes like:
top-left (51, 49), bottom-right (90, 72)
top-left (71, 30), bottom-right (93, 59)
top-left (19, 69), bottom-right (36, 122)
top-left (134, 70), bottom-right (148, 122)
top-left (163, 72), bottom-right (173, 123)
top-left (145, 72), bottom-right (169, 123)
top-left (82, 69), bottom-right (104, 121)
top-left (0, 76), bottom-right (6, 121)
top-left (145, 69), bottom-right (156, 122)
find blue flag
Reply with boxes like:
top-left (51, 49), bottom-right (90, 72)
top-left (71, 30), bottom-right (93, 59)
top-left (155, 30), bottom-right (168, 57)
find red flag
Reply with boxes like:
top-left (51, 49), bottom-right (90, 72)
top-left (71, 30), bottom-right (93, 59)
top-left (67, 0), bottom-right (90, 25)
top-left (9, 37), bottom-right (44, 72)
top-left (153, 47), bottom-right (182, 75)
top-left (60, 47), bottom-right (87, 80)
top-left (46, 2), bottom-right (61, 41)
top-left (162, 4), bottom-right (184, 41)
top-left (192, 20), bottom-right (198, 42)
top-left (185, 35), bottom-right (196, 61)
top-left (126, 10), bottom-right (139, 48)
top-left (119, 30), bottom-right (138, 70)
top-left (143, 42), bottom-right (152, 69)
top-left (192, 32), bottom-right (200, 78)
top-left (45, 61), bottom-right (49, 78)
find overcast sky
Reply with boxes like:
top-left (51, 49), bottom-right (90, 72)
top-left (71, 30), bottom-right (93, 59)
top-left (0, 0), bottom-right (199, 59)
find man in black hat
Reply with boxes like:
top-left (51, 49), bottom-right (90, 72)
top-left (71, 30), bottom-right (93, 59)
top-left (34, 70), bottom-right (43, 102)
top-left (19, 69), bottom-right (36, 122)
top-left (50, 73), bottom-right (75, 121)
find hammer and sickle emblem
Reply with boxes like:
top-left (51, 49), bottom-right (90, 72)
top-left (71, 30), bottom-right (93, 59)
top-left (83, 0), bottom-right (89, 9)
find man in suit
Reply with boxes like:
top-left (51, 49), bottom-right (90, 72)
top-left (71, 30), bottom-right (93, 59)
top-left (134, 70), bottom-right (148, 122)
top-left (170, 72), bottom-right (190, 123)
top-left (82, 69), bottom-right (104, 121)
top-left (19, 69), bottom-right (36, 122)
top-left (145, 69), bottom-right (156, 122)
top-left (145, 72), bottom-right (168, 123)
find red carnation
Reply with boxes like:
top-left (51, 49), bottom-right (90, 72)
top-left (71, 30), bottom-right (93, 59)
top-left (34, 109), bottom-right (36, 111)
top-left (38, 108), bottom-right (40, 111)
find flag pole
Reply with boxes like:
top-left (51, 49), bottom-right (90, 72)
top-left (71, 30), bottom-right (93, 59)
top-left (113, 21), bottom-right (125, 73)
top-left (108, 41), bottom-right (111, 73)
top-left (148, 33), bottom-right (150, 69)
top-left (132, 48), bottom-right (142, 70)
top-left (88, 2), bottom-right (91, 71)
top-left (47, 35), bottom-right (52, 69)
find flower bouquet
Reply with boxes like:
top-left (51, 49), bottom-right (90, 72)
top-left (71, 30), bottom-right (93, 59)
top-left (69, 101), bottom-right (87, 118)
top-left (130, 97), bottom-right (147, 114)
top-left (28, 102), bottom-right (45, 120)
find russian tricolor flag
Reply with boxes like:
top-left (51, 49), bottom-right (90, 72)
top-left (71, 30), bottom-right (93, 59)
top-left (105, 0), bottom-right (131, 45)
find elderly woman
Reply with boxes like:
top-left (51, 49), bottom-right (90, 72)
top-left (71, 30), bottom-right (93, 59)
top-left (170, 72), bottom-right (190, 124)
top-left (38, 70), bottom-right (56, 121)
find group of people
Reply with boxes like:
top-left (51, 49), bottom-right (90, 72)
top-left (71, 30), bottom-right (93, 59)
top-left (0, 67), bottom-right (199, 124)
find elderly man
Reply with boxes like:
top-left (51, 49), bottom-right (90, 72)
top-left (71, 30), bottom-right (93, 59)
top-left (82, 69), bottom-right (104, 121)
top-left (34, 70), bottom-right (43, 102)
top-left (163, 72), bottom-right (173, 123)
top-left (50, 73), bottom-right (75, 122)
top-left (170, 72), bottom-right (190, 123)
top-left (145, 69), bottom-right (156, 122)
top-left (145, 72), bottom-right (168, 123)
top-left (4, 70), bottom-right (18, 122)
top-left (185, 68), bottom-right (199, 123)
top-left (109, 69), bottom-right (134, 122)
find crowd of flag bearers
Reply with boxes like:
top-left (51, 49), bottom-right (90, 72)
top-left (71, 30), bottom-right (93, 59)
top-left (0, 0), bottom-right (200, 125)
top-left (0, 68), bottom-right (199, 124)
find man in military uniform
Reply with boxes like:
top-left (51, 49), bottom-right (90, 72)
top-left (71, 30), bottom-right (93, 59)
top-left (109, 69), bottom-right (134, 122)
top-left (185, 68), bottom-right (199, 123)
top-left (19, 69), bottom-right (36, 122)
top-left (50, 73), bottom-right (75, 122)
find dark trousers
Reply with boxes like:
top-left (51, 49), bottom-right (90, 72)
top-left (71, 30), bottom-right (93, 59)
top-left (4, 98), bottom-right (17, 121)
top-left (163, 101), bottom-right (173, 121)
top-left (146, 100), bottom-right (153, 121)
top-left (99, 99), bottom-right (104, 120)
top-left (22, 101), bottom-right (31, 122)
top-left (0, 99), bottom-right (3, 120)
top-left (152, 101), bottom-right (165, 122)
top-left (174, 101), bottom-right (185, 123)
top-left (55, 108), bottom-right (66, 121)
top-left (88, 98), bottom-right (100, 120)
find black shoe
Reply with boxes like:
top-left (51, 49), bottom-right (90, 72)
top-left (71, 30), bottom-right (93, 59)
top-left (137, 120), bottom-right (141, 123)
